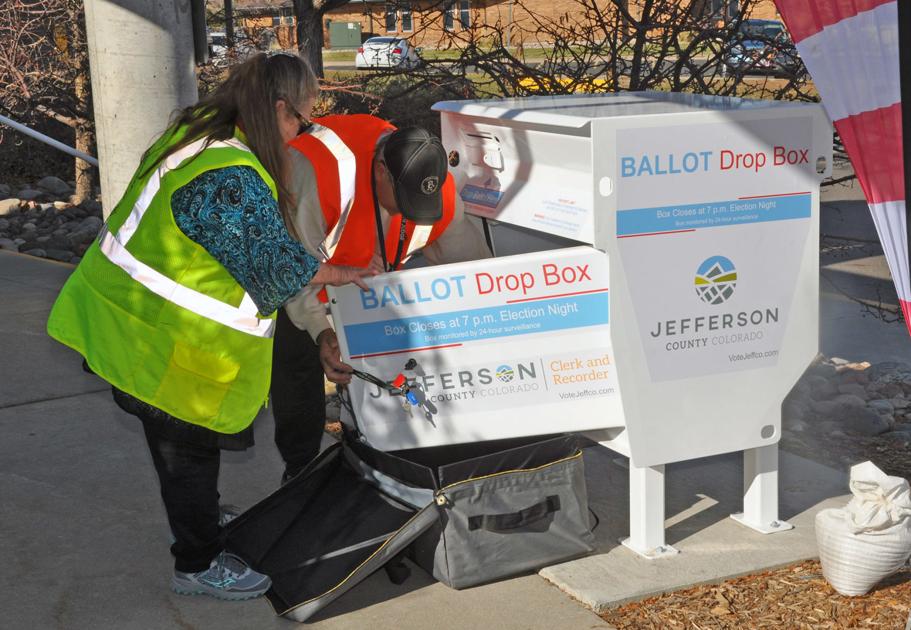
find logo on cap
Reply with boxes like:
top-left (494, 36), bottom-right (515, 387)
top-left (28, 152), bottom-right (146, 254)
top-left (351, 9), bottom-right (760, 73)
top-left (421, 176), bottom-right (439, 195)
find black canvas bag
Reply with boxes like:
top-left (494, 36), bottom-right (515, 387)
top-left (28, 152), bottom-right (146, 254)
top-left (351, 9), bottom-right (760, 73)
top-left (225, 433), bottom-right (595, 622)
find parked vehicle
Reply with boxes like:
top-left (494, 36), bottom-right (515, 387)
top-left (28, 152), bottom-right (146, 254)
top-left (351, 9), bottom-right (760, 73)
top-left (726, 19), bottom-right (806, 77)
top-left (208, 31), bottom-right (229, 66)
top-left (355, 37), bottom-right (422, 70)
top-left (207, 31), bottom-right (258, 67)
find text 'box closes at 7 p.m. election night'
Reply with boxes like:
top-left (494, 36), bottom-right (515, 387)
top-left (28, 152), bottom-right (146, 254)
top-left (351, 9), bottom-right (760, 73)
top-left (328, 246), bottom-right (624, 450)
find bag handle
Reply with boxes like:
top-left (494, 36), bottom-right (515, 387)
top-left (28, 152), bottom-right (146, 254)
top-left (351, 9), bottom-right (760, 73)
top-left (467, 496), bottom-right (561, 533)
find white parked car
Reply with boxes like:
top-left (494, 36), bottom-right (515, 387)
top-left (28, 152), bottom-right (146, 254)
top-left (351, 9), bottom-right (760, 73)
top-left (208, 31), bottom-right (228, 66)
top-left (355, 37), bottom-right (422, 70)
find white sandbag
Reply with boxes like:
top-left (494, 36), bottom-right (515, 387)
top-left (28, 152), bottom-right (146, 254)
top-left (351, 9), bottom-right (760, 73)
top-left (815, 461), bottom-right (911, 596)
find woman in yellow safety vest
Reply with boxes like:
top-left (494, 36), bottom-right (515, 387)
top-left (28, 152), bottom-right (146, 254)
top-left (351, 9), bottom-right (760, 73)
top-left (47, 52), bottom-right (369, 601)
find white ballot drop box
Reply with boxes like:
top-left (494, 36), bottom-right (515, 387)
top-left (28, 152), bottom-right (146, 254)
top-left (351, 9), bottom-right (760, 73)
top-left (329, 91), bottom-right (833, 558)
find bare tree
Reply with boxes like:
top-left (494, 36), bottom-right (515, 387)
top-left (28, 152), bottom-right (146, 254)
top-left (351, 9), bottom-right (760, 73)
top-left (293, 0), bottom-right (351, 77)
top-left (0, 0), bottom-right (95, 203)
top-left (352, 0), bottom-right (815, 100)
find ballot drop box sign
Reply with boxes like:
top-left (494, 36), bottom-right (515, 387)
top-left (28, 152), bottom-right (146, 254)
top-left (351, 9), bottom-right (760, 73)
top-left (615, 117), bottom-right (813, 382)
top-left (328, 247), bottom-right (623, 450)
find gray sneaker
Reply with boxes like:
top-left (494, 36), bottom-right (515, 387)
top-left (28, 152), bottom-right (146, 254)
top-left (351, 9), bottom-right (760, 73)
top-left (171, 551), bottom-right (270, 600)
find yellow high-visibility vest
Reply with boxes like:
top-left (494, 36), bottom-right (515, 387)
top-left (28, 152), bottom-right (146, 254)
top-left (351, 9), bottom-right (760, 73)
top-left (48, 128), bottom-right (278, 433)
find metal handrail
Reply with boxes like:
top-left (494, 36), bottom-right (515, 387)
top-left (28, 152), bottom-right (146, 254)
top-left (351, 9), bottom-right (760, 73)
top-left (0, 113), bottom-right (99, 167)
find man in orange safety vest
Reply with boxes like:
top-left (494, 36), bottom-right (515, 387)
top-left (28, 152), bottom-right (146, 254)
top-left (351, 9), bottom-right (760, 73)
top-left (272, 114), bottom-right (491, 482)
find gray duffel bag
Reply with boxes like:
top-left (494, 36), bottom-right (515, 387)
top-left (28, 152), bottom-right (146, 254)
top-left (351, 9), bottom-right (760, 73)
top-left (396, 434), bottom-right (596, 589)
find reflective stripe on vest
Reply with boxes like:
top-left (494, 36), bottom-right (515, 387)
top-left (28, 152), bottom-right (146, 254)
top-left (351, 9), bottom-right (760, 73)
top-left (306, 124), bottom-right (357, 260)
top-left (98, 138), bottom-right (275, 338)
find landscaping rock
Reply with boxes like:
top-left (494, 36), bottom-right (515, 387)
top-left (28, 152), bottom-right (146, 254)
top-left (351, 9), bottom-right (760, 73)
top-left (808, 363), bottom-right (838, 379)
top-left (21, 222), bottom-right (36, 232)
top-left (70, 256), bottom-right (81, 265)
top-left (0, 219), bottom-right (9, 231)
top-left (842, 407), bottom-right (893, 436)
top-left (883, 430), bottom-right (911, 445)
top-left (783, 397), bottom-right (810, 422)
top-left (0, 238), bottom-right (18, 252)
top-left (67, 230), bottom-right (96, 248)
top-left (868, 399), bottom-right (895, 416)
top-left (878, 383), bottom-right (904, 399)
top-left (17, 189), bottom-right (43, 201)
top-left (45, 248), bottom-right (74, 262)
top-left (807, 375), bottom-right (838, 401)
top-left (22, 248), bottom-right (47, 258)
top-left (0, 183), bottom-right (10, 198)
top-left (82, 200), bottom-right (103, 216)
top-left (77, 216), bottom-right (102, 233)
top-left (837, 383), bottom-right (867, 399)
top-left (36, 176), bottom-right (72, 196)
top-left (0, 199), bottom-right (21, 215)
top-left (810, 400), bottom-right (841, 419)
top-left (832, 393), bottom-right (866, 409)
top-left (838, 369), bottom-right (870, 385)
top-left (870, 362), bottom-right (911, 380)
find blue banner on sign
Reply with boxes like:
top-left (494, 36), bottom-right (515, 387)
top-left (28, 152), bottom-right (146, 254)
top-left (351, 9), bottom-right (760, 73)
top-left (460, 184), bottom-right (503, 208)
top-left (344, 292), bottom-right (609, 357)
top-left (617, 193), bottom-right (811, 237)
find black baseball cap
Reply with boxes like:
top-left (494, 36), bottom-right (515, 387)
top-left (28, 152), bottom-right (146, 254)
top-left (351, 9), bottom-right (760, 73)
top-left (382, 127), bottom-right (447, 225)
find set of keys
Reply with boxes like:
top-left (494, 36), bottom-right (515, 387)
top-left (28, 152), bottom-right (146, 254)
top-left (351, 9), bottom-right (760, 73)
top-left (350, 358), bottom-right (420, 412)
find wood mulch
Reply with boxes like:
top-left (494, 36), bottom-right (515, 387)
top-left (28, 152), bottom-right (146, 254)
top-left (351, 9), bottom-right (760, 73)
top-left (601, 560), bottom-right (911, 630)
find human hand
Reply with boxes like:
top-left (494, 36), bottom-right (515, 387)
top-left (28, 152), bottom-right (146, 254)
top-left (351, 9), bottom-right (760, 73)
top-left (368, 249), bottom-right (386, 275)
top-left (311, 264), bottom-right (376, 291)
top-left (317, 328), bottom-right (353, 384)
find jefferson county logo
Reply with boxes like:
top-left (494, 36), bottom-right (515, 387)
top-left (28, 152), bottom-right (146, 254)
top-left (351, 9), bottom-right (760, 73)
top-left (495, 365), bottom-right (515, 382)
top-left (694, 256), bottom-right (737, 305)
top-left (421, 176), bottom-right (439, 194)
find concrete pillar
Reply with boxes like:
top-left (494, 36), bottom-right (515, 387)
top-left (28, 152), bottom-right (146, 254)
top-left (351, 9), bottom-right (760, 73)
top-left (84, 0), bottom-right (198, 218)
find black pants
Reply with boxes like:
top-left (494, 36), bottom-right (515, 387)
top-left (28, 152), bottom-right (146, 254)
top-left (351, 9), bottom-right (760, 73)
top-left (143, 423), bottom-right (223, 573)
top-left (270, 307), bottom-right (327, 477)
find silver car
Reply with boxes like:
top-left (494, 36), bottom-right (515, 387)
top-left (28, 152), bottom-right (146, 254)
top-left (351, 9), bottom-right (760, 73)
top-left (355, 37), bottom-right (421, 70)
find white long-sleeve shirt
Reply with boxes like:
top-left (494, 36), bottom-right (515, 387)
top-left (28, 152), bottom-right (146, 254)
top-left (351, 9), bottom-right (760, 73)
top-left (283, 148), bottom-right (492, 342)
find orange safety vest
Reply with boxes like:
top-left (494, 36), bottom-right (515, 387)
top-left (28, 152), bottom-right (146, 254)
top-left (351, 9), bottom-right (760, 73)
top-left (288, 114), bottom-right (455, 275)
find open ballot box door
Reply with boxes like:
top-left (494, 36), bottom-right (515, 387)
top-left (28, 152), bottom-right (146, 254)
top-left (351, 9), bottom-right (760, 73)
top-left (329, 91), bottom-right (833, 558)
top-left (328, 246), bottom-right (621, 449)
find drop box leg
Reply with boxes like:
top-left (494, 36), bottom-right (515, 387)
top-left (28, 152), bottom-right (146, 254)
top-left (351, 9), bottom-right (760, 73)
top-left (731, 445), bottom-right (794, 534)
top-left (621, 462), bottom-right (679, 559)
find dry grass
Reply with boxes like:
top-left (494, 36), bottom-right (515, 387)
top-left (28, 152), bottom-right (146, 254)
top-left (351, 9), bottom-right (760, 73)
top-left (601, 560), bottom-right (911, 630)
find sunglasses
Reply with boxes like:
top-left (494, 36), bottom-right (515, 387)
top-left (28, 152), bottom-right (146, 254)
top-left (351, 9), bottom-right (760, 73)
top-left (282, 98), bottom-right (314, 136)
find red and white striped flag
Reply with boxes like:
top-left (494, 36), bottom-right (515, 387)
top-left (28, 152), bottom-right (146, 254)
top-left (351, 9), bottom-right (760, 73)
top-left (774, 0), bottom-right (910, 332)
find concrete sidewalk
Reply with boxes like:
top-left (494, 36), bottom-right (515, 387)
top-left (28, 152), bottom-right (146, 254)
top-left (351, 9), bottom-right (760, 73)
top-left (1, 181), bottom-right (907, 628)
